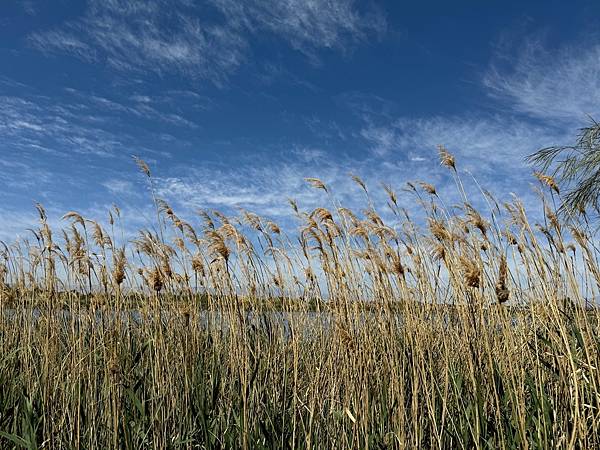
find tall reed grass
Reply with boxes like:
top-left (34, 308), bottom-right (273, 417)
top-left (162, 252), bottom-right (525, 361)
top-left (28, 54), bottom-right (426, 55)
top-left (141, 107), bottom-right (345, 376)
top-left (1, 148), bottom-right (600, 449)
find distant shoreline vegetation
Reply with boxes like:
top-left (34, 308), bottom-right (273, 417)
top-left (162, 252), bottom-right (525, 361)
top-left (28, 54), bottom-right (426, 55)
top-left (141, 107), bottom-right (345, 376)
top-left (2, 131), bottom-right (600, 448)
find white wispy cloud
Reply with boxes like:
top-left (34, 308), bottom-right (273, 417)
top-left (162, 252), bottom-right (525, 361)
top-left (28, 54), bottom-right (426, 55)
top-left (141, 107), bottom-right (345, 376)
top-left (484, 39), bottom-right (600, 124)
top-left (360, 125), bottom-right (398, 156)
top-left (155, 162), bottom-right (342, 219)
top-left (29, 0), bottom-right (246, 83)
top-left (0, 79), bottom-right (204, 166)
top-left (362, 115), bottom-right (557, 166)
top-left (28, 29), bottom-right (97, 62)
top-left (0, 94), bottom-right (117, 157)
top-left (145, 97), bottom-right (575, 228)
top-left (148, 116), bottom-right (537, 228)
top-left (28, 0), bottom-right (385, 82)
top-left (0, 157), bottom-right (54, 196)
top-left (101, 179), bottom-right (137, 196)
top-left (211, 0), bottom-right (386, 58)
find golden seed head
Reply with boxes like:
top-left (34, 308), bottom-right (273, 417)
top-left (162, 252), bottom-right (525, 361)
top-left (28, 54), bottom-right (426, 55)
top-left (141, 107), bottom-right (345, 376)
top-left (267, 221), bottom-right (281, 235)
top-left (288, 198), bottom-right (299, 214)
top-left (191, 254), bottom-right (205, 276)
top-left (148, 267), bottom-right (163, 293)
top-left (350, 174), bottom-right (367, 192)
top-left (495, 255), bottom-right (509, 304)
top-left (134, 156), bottom-right (151, 177)
top-left (534, 172), bottom-right (559, 194)
top-left (438, 145), bottom-right (456, 170)
top-left (465, 205), bottom-right (488, 235)
top-left (428, 218), bottom-right (451, 242)
top-left (311, 207), bottom-right (333, 223)
top-left (382, 183), bottom-right (398, 206)
top-left (112, 248), bottom-right (126, 286)
top-left (305, 177), bottom-right (328, 192)
top-left (390, 256), bottom-right (405, 278)
top-left (545, 206), bottom-right (561, 231)
top-left (460, 256), bottom-right (480, 288)
top-left (418, 181), bottom-right (437, 196)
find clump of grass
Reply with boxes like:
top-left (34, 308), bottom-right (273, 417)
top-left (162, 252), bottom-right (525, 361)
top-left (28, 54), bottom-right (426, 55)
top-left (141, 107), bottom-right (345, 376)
top-left (1, 151), bottom-right (600, 449)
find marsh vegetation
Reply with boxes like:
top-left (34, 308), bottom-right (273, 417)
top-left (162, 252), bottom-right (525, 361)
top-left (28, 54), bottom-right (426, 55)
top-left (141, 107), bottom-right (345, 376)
top-left (2, 139), bottom-right (600, 448)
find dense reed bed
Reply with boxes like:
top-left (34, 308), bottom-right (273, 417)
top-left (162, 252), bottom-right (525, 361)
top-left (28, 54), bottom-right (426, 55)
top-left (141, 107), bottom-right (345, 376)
top-left (2, 148), bottom-right (600, 449)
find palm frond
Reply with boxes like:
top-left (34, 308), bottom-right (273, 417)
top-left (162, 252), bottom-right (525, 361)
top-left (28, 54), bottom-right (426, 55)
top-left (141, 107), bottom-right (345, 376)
top-left (527, 119), bottom-right (600, 214)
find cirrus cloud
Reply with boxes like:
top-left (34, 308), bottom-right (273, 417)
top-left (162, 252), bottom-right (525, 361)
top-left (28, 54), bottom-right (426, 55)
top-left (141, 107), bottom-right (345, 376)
top-left (28, 0), bottom-right (386, 83)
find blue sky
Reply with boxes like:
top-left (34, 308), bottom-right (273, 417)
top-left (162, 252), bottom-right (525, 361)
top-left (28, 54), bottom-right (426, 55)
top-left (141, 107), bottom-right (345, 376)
top-left (1, 0), bottom-right (600, 239)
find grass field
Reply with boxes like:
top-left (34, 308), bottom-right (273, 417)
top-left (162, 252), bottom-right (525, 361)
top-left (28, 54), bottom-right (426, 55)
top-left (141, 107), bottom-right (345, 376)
top-left (1, 149), bottom-right (600, 449)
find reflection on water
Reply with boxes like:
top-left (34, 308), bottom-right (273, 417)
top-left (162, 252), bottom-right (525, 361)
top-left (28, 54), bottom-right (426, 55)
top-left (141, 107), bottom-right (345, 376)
top-left (2, 307), bottom-right (522, 341)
